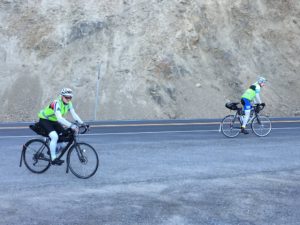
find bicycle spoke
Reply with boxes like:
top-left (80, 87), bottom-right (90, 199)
top-left (23, 139), bottom-right (51, 173)
top-left (221, 115), bottom-right (241, 138)
top-left (68, 143), bottom-right (99, 179)
top-left (251, 115), bottom-right (272, 137)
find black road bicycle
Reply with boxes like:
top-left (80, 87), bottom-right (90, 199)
top-left (19, 123), bottom-right (99, 179)
top-left (220, 102), bottom-right (272, 138)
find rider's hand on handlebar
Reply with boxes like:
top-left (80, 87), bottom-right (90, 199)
top-left (70, 124), bottom-right (79, 132)
top-left (81, 123), bottom-right (90, 133)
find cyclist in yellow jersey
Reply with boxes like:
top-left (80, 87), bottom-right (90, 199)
top-left (240, 77), bottom-right (267, 134)
top-left (38, 88), bottom-right (84, 164)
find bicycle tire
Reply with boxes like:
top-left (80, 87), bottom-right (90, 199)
top-left (67, 142), bottom-right (99, 179)
top-left (221, 115), bottom-right (241, 138)
top-left (23, 139), bottom-right (51, 173)
top-left (251, 115), bottom-right (272, 137)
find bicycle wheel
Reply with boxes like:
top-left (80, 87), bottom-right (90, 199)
top-left (251, 115), bottom-right (272, 137)
top-left (67, 142), bottom-right (99, 179)
top-left (23, 139), bottom-right (51, 173)
top-left (221, 115), bottom-right (241, 138)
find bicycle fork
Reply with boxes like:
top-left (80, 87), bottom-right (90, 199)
top-left (65, 143), bottom-right (85, 174)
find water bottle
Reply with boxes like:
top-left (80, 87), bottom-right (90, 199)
top-left (250, 110), bottom-right (254, 118)
top-left (56, 142), bottom-right (67, 154)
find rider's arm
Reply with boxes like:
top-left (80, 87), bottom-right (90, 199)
top-left (254, 93), bottom-right (262, 104)
top-left (70, 108), bottom-right (83, 124)
top-left (254, 85), bottom-right (262, 104)
top-left (55, 110), bottom-right (72, 128)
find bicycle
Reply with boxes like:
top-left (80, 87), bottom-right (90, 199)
top-left (19, 122), bottom-right (99, 179)
top-left (220, 102), bottom-right (272, 138)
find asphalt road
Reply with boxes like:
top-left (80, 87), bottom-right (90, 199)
top-left (0, 118), bottom-right (300, 225)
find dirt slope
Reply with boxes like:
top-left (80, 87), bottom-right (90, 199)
top-left (0, 0), bottom-right (299, 121)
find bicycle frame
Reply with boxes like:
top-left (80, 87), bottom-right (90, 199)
top-left (20, 128), bottom-right (82, 173)
top-left (221, 103), bottom-right (270, 138)
top-left (232, 106), bottom-right (260, 127)
top-left (48, 133), bottom-right (80, 174)
top-left (20, 124), bottom-right (99, 178)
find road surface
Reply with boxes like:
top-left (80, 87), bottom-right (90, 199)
top-left (0, 118), bottom-right (300, 225)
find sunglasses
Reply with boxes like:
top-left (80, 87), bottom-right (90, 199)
top-left (64, 96), bottom-right (72, 100)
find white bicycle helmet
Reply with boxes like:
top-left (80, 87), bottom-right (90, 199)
top-left (60, 88), bottom-right (73, 97)
top-left (257, 76), bottom-right (267, 84)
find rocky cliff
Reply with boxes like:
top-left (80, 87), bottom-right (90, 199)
top-left (0, 0), bottom-right (299, 121)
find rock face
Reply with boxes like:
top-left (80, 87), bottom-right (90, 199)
top-left (0, 0), bottom-right (299, 121)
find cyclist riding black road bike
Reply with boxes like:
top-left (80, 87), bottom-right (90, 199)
top-left (220, 102), bottom-right (272, 138)
top-left (20, 122), bottom-right (99, 179)
top-left (240, 77), bottom-right (267, 134)
top-left (38, 88), bottom-right (85, 165)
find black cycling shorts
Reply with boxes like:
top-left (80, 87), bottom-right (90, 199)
top-left (39, 118), bottom-right (65, 136)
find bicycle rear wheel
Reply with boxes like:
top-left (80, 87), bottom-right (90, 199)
top-left (23, 139), bottom-right (51, 173)
top-left (251, 115), bottom-right (272, 137)
top-left (221, 115), bottom-right (241, 138)
top-left (67, 143), bottom-right (99, 179)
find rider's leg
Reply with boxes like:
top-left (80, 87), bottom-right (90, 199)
top-left (39, 119), bottom-right (65, 163)
top-left (49, 131), bottom-right (59, 160)
top-left (242, 110), bottom-right (251, 128)
top-left (241, 98), bottom-right (251, 134)
top-left (52, 122), bottom-right (65, 164)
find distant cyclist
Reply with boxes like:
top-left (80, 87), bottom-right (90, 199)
top-left (240, 77), bottom-right (267, 134)
top-left (38, 88), bottom-right (84, 164)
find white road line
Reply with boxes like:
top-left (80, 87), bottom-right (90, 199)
top-left (0, 130), bottom-right (219, 139)
top-left (1, 126), bottom-right (300, 139)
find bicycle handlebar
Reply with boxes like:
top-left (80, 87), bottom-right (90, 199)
top-left (78, 124), bottom-right (89, 134)
top-left (72, 122), bottom-right (90, 135)
top-left (253, 103), bottom-right (266, 113)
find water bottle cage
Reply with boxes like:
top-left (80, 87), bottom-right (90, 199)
top-left (56, 142), bottom-right (67, 153)
top-left (237, 109), bottom-right (244, 116)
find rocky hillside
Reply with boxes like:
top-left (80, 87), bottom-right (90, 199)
top-left (0, 0), bottom-right (299, 121)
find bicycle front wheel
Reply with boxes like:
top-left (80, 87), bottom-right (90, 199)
top-left (251, 115), bottom-right (272, 137)
top-left (221, 115), bottom-right (241, 138)
top-left (67, 143), bottom-right (99, 179)
top-left (23, 139), bottom-right (51, 173)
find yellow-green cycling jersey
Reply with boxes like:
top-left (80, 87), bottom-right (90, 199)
top-left (38, 96), bottom-right (73, 121)
top-left (241, 88), bottom-right (256, 101)
top-left (241, 83), bottom-right (260, 101)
